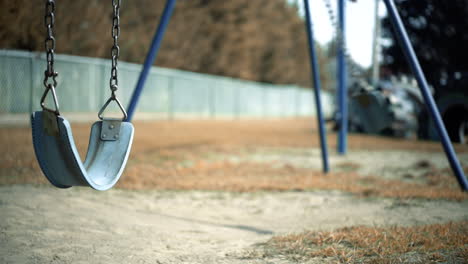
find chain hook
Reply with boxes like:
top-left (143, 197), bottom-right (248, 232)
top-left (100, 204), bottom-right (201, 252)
top-left (98, 97), bottom-right (128, 121)
top-left (43, 70), bottom-right (58, 88)
top-left (40, 83), bottom-right (60, 115)
top-left (322, 0), bottom-right (367, 79)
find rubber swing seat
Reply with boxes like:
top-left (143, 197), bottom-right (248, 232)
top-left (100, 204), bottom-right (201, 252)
top-left (31, 111), bottom-right (134, 191)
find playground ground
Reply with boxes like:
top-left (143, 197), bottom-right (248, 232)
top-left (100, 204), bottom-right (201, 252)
top-left (1, 118), bottom-right (467, 263)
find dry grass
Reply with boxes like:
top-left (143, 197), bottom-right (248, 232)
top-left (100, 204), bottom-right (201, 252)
top-left (336, 161), bottom-right (362, 172)
top-left (119, 159), bottom-right (468, 200)
top-left (252, 221), bottom-right (468, 263)
top-left (1, 119), bottom-right (467, 200)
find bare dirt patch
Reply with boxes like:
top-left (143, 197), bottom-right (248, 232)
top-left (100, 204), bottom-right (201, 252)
top-left (1, 185), bottom-right (467, 264)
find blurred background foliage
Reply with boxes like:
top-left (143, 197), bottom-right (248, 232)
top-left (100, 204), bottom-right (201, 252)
top-left (381, 0), bottom-right (468, 86)
top-left (1, 0), bottom-right (467, 90)
top-left (0, 0), bottom-right (336, 88)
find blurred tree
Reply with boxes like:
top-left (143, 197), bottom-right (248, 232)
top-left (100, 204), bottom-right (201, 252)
top-left (0, 0), bottom-right (334, 89)
top-left (381, 0), bottom-right (468, 85)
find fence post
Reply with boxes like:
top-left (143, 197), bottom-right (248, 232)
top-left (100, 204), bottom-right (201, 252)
top-left (262, 85), bottom-right (267, 118)
top-left (235, 86), bottom-right (241, 119)
top-left (295, 87), bottom-right (300, 117)
top-left (29, 53), bottom-right (35, 113)
top-left (210, 84), bottom-right (216, 119)
top-left (168, 76), bottom-right (174, 120)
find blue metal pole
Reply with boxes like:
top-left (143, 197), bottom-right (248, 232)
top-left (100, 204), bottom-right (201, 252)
top-left (303, 0), bottom-right (330, 173)
top-left (337, 0), bottom-right (348, 154)
top-left (383, 0), bottom-right (468, 191)
top-left (126, 0), bottom-right (177, 122)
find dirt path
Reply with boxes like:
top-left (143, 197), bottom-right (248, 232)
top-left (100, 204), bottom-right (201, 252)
top-left (1, 185), bottom-right (467, 264)
top-left (237, 147), bottom-right (468, 180)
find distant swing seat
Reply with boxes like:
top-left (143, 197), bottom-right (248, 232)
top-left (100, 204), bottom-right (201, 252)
top-left (31, 110), bottom-right (134, 191)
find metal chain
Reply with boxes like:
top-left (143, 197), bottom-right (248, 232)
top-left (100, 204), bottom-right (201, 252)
top-left (322, 0), bottom-right (366, 79)
top-left (98, 0), bottom-right (127, 121)
top-left (43, 0), bottom-right (57, 88)
top-left (110, 0), bottom-right (121, 98)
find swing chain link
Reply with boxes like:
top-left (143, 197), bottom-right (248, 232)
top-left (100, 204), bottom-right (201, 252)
top-left (98, 0), bottom-right (127, 121)
top-left (43, 0), bottom-right (58, 88)
top-left (40, 0), bottom-right (60, 115)
top-left (322, 0), bottom-right (366, 79)
top-left (110, 0), bottom-right (121, 98)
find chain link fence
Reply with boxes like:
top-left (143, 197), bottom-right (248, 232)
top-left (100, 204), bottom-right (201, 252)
top-left (0, 49), bottom-right (334, 120)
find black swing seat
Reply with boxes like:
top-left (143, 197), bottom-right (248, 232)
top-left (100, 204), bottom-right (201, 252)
top-left (31, 111), bottom-right (134, 191)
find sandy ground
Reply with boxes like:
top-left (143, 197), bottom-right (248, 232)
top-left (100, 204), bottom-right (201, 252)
top-left (1, 119), bottom-right (468, 263)
top-left (233, 147), bottom-right (468, 180)
top-left (1, 185), bottom-right (467, 264)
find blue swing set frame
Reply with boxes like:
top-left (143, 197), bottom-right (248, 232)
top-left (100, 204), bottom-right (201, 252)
top-left (125, 0), bottom-right (468, 191)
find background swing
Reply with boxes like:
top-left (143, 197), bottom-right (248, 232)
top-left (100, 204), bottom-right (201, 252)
top-left (31, 0), bottom-right (134, 191)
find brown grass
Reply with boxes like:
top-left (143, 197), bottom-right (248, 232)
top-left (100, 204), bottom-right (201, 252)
top-left (253, 221), bottom-right (468, 263)
top-left (119, 160), bottom-right (468, 200)
top-left (336, 161), bottom-right (362, 171)
top-left (1, 119), bottom-right (467, 200)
